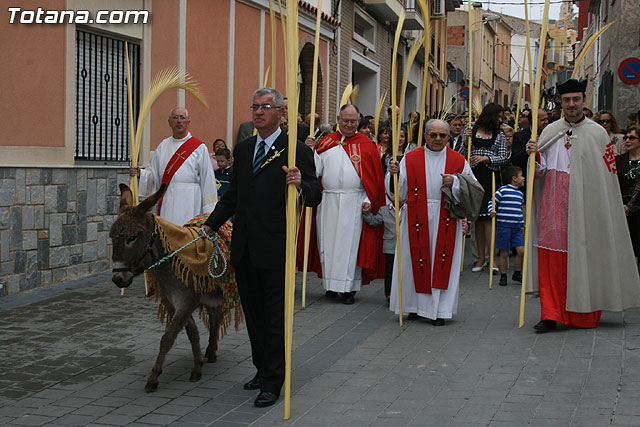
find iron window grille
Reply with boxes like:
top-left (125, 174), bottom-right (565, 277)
top-left (75, 28), bottom-right (140, 162)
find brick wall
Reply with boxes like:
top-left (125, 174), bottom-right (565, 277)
top-left (339, 1), bottom-right (394, 121)
top-left (0, 167), bottom-right (128, 297)
top-left (447, 25), bottom-right (465, 46)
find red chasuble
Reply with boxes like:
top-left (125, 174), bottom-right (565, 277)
top-left (158, 137), bottom-right (204, 215)
top-left (308, 131), bottom-right (385, 284)
top-left (405, 147), bottom-right (465, 294)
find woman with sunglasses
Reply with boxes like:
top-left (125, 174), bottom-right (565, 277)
top-left (616, 125), bottom-right (640, 272)
top-left (595, 110), bottom-right (625, 155)
top-left (458, 103), bottom-right (508, 272)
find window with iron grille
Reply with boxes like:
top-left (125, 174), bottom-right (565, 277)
top-left (75, 28), bottom-right (140, 162)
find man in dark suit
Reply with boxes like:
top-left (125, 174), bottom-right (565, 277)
top-left (203, 88), bottom-right (321, 407)
top-left (511, 109), bottom-right (548, 196)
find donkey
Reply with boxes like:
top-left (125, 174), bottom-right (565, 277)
top-left (110, 183), bottom-right (225, 393)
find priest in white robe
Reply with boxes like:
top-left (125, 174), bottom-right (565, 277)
top-left (133, 107), bottom-right (217, 226)
top-left (387, 119), bottom-right (477, 325)
top-left (311, 104), bottom-right (385, 305)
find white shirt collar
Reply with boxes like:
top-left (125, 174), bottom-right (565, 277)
top-left (171, 132), bottom-right (192, 143)
top-left (256, 127), bottom-right (282, 156)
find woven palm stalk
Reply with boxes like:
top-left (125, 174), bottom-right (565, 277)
top-left (390, 9), bottom-right (406, 326)
top-left (301, 0), bottom-right (323, 310)
top-left (520, 0), bottom-right (551, 328)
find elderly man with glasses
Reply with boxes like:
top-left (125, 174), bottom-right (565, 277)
top-left (387, 119), bottom-right (481, 326)
top-left (130, 107), bottom-right (217, 226)
top-left (203, 87), bottom-right (321, 408)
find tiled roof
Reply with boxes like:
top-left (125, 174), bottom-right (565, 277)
top-left (299, 1), bottom-right (340, 27)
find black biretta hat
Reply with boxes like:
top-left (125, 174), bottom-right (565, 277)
top-left (556, 78), bottom-right (588, 95)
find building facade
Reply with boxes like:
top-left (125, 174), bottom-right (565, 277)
top-left (446, 6), bottom-right (512, 112)
top-left (576, 0), bottom-right (640, 123)
top-left (0, 0), bottom-right (340, 297)
top-left (0, 0), bottom-right (463, 297)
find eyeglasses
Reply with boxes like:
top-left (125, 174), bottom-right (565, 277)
top-left (340, 119), bottom-right (359, 125)
top-left (170, 115), bottom-right (188, 121)
top-left (250, 104), bottom-right (278, 111)
top-left (598, 119), bottom-right (612, 124)
top-left (623, 135), bottom-right (639, 141)
top-left (429, 132), bottom-right (449, 139)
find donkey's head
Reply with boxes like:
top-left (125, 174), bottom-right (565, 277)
top-left (109, 183), bottom-right (166, 288)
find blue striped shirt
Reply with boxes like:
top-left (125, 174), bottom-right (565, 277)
top-left (487, 184), bottom-right (524, 228)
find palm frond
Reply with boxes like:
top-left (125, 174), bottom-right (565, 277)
top-left (263, 66), bottom-right (270, 87)
top-left (374, 90), bottom-right (388, 138)
top-left (472, 96), bottom-right (482, 118)
top-left (349, 84), bottom-right (360, 105)
top-left (340, 83), bottom-right (354, 108)
top-left (572, 21), bottom-right (615, 79)
top-left (276, 0), bottom-right (288, 60)
top-left (416, 0), bottom-right (430, 145)
top-left (132, 67), bottom-right (207, 165)
top-left (437, 97), bottom-right (456, 121)
top-left (399, 35), bottom-right (425, 145)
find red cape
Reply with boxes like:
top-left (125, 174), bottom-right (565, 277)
top-left (297, 131), bottom-right (385, 284)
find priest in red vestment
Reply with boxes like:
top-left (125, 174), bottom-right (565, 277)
top-left (303, 104), bottom-right (385, 305)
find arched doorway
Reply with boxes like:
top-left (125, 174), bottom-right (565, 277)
top-left (298, 42), bottom-right (324, 123)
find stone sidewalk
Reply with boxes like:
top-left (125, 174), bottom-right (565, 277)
top-left (1, 256), bottom-right (640, 426)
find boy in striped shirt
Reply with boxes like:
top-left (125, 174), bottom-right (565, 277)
top-left (489, 166), bottom-right (526, 286)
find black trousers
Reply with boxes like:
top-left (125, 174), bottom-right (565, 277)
top-left (384, 254), bottom-right (394, 298)
top-left (234, 251), bottom-right (285, 394)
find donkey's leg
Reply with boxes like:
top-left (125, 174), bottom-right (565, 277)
top-left (146, 307), bottom-right (195, 393)
top-left (184, 315), bottom-right (204, 382)
top-left (205, 306), bottom-right (224, 363)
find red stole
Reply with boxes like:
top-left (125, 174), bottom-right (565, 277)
top-left (405, 147), bottom-right (465, 293)
top-left (310, 131), bottom-right (386, 284)
top-left (158, 136), bottom-right (204, 214)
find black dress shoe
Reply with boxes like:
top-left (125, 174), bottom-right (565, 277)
top-left (430, 318), bottom-right (445, 326)
top-left (325, 290), bottom-right (338, 298)
top-left (407, 313), bottom-right (419, 320)
top-left (534, 320), bottom-right (557, 333)
top-left (243, 375), bottom-right (260, 390)
top-left (341, 292), bottom-right (355, 305)
top-left (512, 271), bottom-right (522, 283)
top-left (254, 391), bottom-right (279, 407)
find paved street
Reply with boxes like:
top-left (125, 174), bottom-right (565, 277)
top-left (1, 253), bottom-right (640, 427)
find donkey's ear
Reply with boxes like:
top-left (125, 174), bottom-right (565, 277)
top-left (119, 184), bottom-right (134, 211)
top-left (138, 183), bottom-right (167, 213)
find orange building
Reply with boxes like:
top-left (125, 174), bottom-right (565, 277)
top-left (0, 0), bottom-right (339, 296)
top-left (0, 0), bottom-right (459, 296)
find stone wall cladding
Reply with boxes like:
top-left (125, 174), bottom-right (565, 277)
top-left (0, 167), bottom-right (128, 297)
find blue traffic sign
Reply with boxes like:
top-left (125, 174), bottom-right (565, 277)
top-left (619, 57), bottom-right (640, 85)
top-left (459, 86), bottom-right (470, 100)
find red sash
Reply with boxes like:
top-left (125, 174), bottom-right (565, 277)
top-left (406, 147), bottom-right (465, 293)
top-left (158, 136), bottom-right (204, 214)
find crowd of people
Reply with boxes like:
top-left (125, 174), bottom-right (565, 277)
top-left (130, 82), bottom-right (640, 407)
